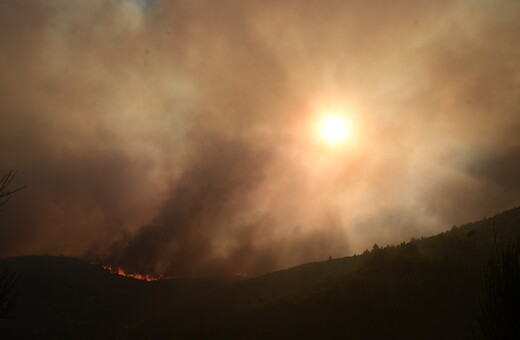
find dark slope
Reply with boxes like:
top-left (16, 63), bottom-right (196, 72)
top-left (0, 256), bottom-right (147, 339)
top-left (0, 256), bottom-right (228, 339)
top-left (132, 206), bottom-right (520, 339)
top-left (0, 206), bottom-right (518, 339)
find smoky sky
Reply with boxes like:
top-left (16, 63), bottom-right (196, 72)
top-left (0, 0), bottom-right (519, 276)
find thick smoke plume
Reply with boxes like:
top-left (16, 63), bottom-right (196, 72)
top-left (0, 0), bottom-right (519, 276)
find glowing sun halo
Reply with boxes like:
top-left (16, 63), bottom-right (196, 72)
top-left (317, 115), bottom-right (352, 145)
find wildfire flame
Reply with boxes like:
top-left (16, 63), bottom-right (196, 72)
top-left (102, 265), bottom-right (171, 281)
top-left (99, 264), bottom-right (251, 281)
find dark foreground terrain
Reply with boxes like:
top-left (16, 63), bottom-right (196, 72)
top-left (1, 207), bottom-right (519, 339)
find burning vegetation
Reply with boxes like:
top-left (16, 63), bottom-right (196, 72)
top-left (102, 265), bottom-right (170, 282)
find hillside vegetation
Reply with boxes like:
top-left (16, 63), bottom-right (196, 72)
top-left (1, 207), bottom-right (519, 339)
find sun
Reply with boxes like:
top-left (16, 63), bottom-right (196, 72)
top-left (317, 114), bottom-right (352, 145)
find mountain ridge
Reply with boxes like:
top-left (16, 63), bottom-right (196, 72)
top-left (1, 206), bottom-right (519, 339)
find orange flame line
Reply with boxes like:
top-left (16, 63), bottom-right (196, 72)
top-left (102, 265), bottom-right (171, 281)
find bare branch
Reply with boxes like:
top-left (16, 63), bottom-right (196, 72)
top-left (0, 170), bottom-right (26, 211)
top-left (0, 170), bottom-right (25, 318)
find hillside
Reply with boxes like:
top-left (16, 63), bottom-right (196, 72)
top-left (139, 207), bottom-right (520, 339)
top-left (0, 256), bottom-right (229, 339)
top-left (1, 207), bottom-right (519, 339)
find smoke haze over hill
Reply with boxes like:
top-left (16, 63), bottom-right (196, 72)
top-left (1, 0), bottom-right (519, 276)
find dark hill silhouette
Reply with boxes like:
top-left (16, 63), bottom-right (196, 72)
top-left (0, 206), bottom-right (519, 339)
top-left (0, 256), bottom-right (230, 339)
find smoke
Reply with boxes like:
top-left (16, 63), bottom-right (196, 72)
top-left (0, 0), bottom-right (519, 275)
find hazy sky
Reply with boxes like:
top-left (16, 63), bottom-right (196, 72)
top-left (1, 0), bottom-right (519, 276)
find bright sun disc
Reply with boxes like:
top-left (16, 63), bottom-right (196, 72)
top-left (318, 115), bottom-right (351, 145)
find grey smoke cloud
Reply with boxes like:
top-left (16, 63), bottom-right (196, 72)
top-left (0, 0), bottom-right (519, 275)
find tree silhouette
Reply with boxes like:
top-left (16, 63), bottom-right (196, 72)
top-left (479, 233), bottom-right (520, 339)
top-left (0, 170), bottom-right (25, 212)
top-left (0, 170), bottom-right (24, 318)
top-left (0, 267), bottom-right (18, 319)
